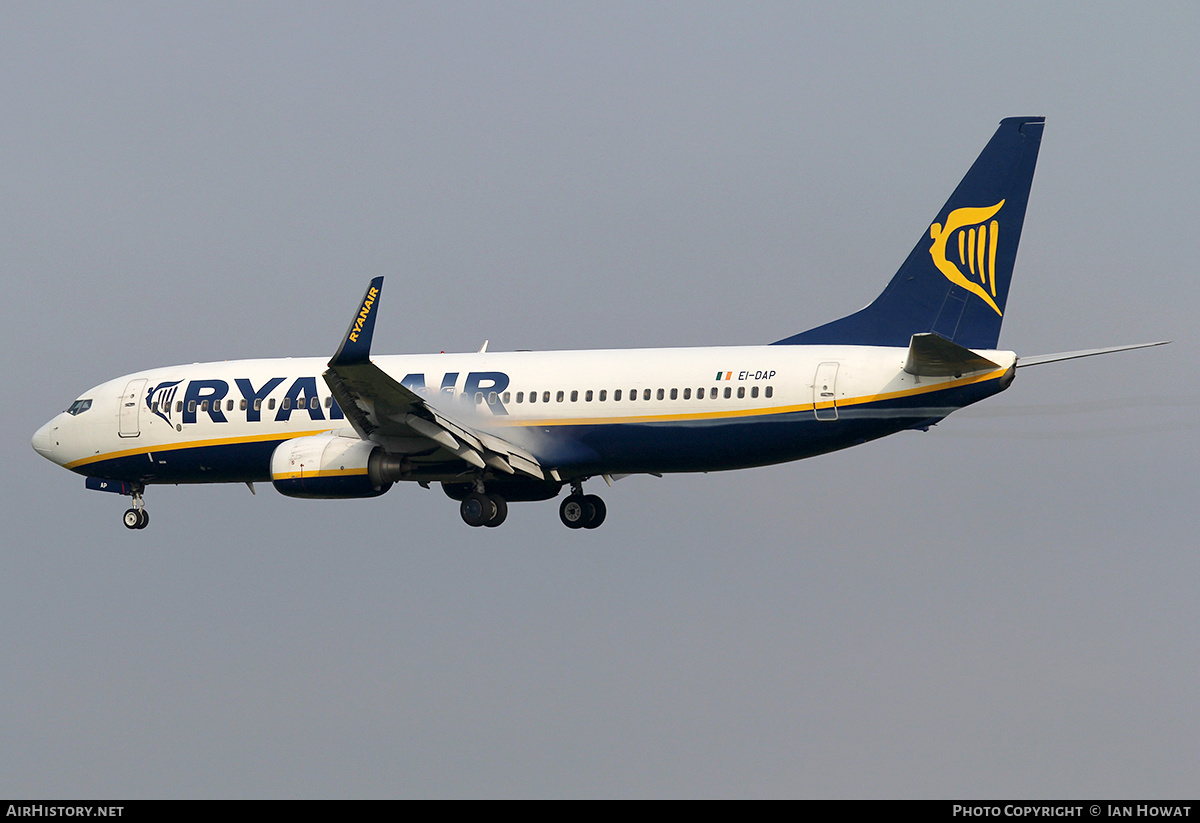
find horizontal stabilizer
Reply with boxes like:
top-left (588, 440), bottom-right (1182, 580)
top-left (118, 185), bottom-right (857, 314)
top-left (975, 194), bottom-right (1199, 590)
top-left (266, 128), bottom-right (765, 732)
top-left (904, 333), bottom-right (1000, 377)
top-left (1016, 341), bottom-right (1170, 368)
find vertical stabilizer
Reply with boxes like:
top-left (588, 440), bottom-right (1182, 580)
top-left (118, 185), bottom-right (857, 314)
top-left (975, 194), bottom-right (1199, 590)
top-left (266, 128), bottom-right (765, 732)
top-left (774, 116), bottom-right (1044, 349)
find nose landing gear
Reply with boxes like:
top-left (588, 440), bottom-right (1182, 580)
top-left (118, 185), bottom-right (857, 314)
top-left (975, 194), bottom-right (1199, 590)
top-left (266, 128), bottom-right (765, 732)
top-left (122, 486), bottom-right (149, 530)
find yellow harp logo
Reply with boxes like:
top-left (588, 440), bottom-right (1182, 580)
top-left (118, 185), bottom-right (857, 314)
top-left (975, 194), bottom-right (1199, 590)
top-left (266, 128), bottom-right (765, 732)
top-left (929, 200), bottom-right (1005, 316)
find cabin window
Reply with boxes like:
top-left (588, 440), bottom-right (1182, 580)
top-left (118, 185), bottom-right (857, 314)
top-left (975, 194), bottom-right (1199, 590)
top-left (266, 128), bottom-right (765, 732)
top-left (751, 386), bottom-right (759, 398)
top-left (200, 400), bottom-right (208, 412)
top-left (599, 389), bottom-right (606, 401)
top-left (629, 389), bottom-right (637, 401)
top-left (543, 391), bottom-right (551, 403)
top-left (683, 388), bottom-right (691, 399)
top-left (585, 390), bottom-right (593, 402)
top-left (268, 398), bottom-right (276, 410)
top-left (176, 400), bottom-right (183, 413)
top-left (324, 396), bottom-right (332, 408)
top-left (710, 387), bottom-right (718, 399)
top-left (737, 386), bottom-right (745, 399)
top-left (724, 387), bottom-right (731, 399)
top-left (766, 386), bottom-right (774, 398)
top-left (529, 391), bottom-right (537, 404)
top-left (188, 400), bottom-right (196, 413)
top-left (282, 398), bottom-right (291, 410)
top-left (656, 388), bottom-right (664, 401)
top-left (614, 389), bottom-right (622, 401)
top-left (309, 398), bottom-right (317, 410)
top-left (254, 399), bottom-right (262, 411)
top-left (643, 389), bottom-right (651, 401)
top-left (570, 390), bottom-right (578, 402)
top-left (502, 392), bottom-right (511, 404)
top-left (554, 391), bottom-right (562, 402)
top-left (240, 399), bottom-right (248, 411)
top-left (488, 392), bottom-right (498, 405)
top-left (697, 387), bottom-right (705, 399)
top-left (670, 388), bottom-right (678, 400)
top-left (475, 392), bottom-right (484, 405)
top-left (516, 392), bottom-right (524, 403)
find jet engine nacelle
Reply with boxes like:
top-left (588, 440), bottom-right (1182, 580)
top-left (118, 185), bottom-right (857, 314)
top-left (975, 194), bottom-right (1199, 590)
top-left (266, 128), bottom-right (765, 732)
top-left (270, 432), bottom-right (392, 499)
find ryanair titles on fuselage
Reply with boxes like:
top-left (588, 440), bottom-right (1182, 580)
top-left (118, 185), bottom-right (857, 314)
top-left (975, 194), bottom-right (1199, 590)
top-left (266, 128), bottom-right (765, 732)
top-left (147, 370), bottom-right (512, 427)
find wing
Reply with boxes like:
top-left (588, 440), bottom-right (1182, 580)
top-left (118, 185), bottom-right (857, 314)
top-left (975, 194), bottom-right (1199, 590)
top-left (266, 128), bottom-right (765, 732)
top-left (322, 278), bottom-right (545, 480)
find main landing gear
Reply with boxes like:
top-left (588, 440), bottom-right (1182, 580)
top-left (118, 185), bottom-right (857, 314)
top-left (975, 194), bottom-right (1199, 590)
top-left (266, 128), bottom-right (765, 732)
top-left (123, 486), bottom-right (149, 530)
top-left (455, 479), bottom-right (608, 529)
top-left (459, 491), bottom-right (508, 528)
top-left (559, 481), bottom-right (606, 530)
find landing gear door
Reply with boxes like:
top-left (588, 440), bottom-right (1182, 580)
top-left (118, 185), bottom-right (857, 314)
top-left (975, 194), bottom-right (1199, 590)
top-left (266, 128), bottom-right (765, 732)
top-left (813, 362), bottom-right (839, 421)
top-left (119, 378), bottom-right (147, 437)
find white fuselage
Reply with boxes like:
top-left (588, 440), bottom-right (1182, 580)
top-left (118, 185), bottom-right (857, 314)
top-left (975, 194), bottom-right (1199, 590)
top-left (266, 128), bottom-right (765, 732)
top-left (33, 344), bottom-right (1016, 484)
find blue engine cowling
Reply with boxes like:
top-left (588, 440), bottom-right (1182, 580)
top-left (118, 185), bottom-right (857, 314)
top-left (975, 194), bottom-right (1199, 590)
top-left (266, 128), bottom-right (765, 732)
top-left (270, 432), bottom-right (392, 499)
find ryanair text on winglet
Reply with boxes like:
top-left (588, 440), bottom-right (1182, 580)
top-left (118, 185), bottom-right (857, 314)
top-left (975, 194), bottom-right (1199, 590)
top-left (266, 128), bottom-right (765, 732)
top-left (348, 286), bottom-right (379, 343)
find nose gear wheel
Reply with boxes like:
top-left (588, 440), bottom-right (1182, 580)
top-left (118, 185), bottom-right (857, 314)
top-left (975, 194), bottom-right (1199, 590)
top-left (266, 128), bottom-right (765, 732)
top-left (122, 487), bottom-right (149, 530)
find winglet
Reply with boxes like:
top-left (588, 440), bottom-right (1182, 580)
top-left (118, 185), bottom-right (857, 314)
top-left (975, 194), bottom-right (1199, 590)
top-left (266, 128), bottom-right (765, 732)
top-left (330, 277), bottom-right (385, 367)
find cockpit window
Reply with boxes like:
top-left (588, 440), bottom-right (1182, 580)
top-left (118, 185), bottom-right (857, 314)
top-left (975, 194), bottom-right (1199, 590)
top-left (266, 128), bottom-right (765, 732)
top-left (67, 399), bottom-right (93, 416)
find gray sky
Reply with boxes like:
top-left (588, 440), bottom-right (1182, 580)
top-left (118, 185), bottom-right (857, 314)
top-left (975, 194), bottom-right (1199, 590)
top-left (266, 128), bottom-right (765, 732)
top-left (3, 2), bottom-right (1197, 798)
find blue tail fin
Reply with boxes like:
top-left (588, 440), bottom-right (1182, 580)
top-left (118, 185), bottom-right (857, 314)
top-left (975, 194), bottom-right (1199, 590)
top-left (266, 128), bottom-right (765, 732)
top-left (774, 116), bottom-right (1044, 350)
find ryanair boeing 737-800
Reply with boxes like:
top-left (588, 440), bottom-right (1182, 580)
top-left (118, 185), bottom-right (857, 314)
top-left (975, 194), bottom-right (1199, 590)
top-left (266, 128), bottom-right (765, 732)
top-left (31, 117), bottom-right (1165, 530)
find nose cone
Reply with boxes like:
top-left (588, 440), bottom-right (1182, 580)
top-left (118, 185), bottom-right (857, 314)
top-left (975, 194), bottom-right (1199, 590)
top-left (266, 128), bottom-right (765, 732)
top-left (31, 419), bottom-right (56, 460)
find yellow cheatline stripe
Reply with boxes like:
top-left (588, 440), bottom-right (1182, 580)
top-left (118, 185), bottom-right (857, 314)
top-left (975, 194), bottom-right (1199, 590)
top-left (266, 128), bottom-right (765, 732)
top-left (64, 428), bottom-right (333, 470)
top-left (491, 402), bottom-right (812, 428)
top-left (490, 368), bottom-right (1007, 429)
top-left (273, 467), bottom-right (369, 480)
top-left (67, 367), bottom-right (1009, 467)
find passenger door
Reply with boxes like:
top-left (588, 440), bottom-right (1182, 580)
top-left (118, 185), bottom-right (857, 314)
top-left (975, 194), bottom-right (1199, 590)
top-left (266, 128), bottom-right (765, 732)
top-left (118, 378), bottom-right (147, 437)
top-left (813, 362), bottom-right (839, 421)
